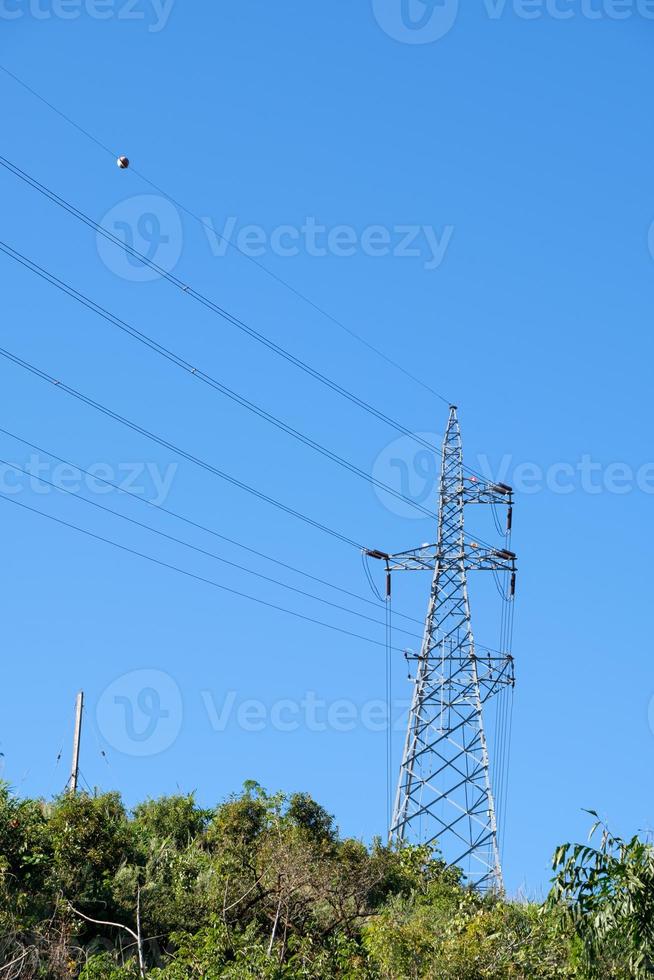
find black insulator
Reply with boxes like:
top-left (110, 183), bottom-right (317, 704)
top-left (507, 505), bottom-right (513, 532)
top-left (495, 549), bottom-right (516, 561)
top-left (366, 549), bottom-right (389, 561)
top-left (493, 482), bottom-right (513, 495)
top-left (510, 572), bottom-right (516, 597)
top-left (386, 572), bottom-right (392, 598)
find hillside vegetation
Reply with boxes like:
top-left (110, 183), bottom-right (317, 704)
top-left (0, 782), bottom-right (650, 978)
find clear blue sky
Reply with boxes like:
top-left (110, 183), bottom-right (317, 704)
top-left (1, 1), bottom-right (653, 895)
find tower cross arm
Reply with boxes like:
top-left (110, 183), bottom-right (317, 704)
top-left (464, 545), bottom-right (517, 573)
top-left (463, 478), bottom-right (513, 506)
top-left (365, 544), bottom-right (517, 574)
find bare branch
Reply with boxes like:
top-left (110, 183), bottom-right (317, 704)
top-left (67, 903), bottom-right (139, 945)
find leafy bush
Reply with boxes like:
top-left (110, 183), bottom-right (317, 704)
top-left (0, 783), bottom-right (643, 978)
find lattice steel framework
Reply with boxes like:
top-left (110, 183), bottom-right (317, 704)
top-left (370, 406), bottom-right (516, 891)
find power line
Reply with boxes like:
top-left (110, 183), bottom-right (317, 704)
top-left (0, 422), bottom-right (504, 658)
top-left (0, 64), bottom-right (115, 157)
top-left (0, 344), bottom-right (364, 550)
top-left (0, 154), bottom-right (450, 459)
top-left (0, 454), bottom-right (421, 640)
top-left (0, 492), bottom-right (408, 652)
top-left (0, 154), bottom-right (495, 485)
top-left (0, 239), bottom-right (435, 519)
top-left (0, 62), bottom-right (452, 405)
top-left (0, 425), bottom-right (426, 629)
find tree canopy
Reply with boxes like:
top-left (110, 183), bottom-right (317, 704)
top-left (0, 782), bottom-right (646, 977)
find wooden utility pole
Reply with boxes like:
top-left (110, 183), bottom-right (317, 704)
top-left (69, 691), bottom-right (84, 794)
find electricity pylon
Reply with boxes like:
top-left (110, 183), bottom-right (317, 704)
top-left (368, 406), bottom-right (516, 891)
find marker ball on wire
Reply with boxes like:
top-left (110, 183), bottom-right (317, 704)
top-left (117, 156), bottom-right (130, 169)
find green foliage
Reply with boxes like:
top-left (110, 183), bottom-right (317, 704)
top-left (0, 785), bottom-right (642, 978)
top-left (364, 881), bottom-right (576, 978)
top-left (46, 790), bottom-right (133, 905)
top-left (132, 795), bottom-right (211, 850)
top-left (285, 792), bottom-right (336, 842)
top-left (0, 781), bottom-right (50, 920)
top-left (80, 953), bottom-right (142, 979)
top-left (548, 812), bottom-right (654, 978)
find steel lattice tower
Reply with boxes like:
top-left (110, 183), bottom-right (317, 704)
top-left (368, 406), bottom-right (516, 891)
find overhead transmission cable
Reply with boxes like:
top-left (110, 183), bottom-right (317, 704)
top-left (0, 421), bottom-right (506, 662)
top-left (1, 346), bottom-right (504, 559)
top-left (0, 492), bottom-right (409, 653)
top-left (385, 581), bottom-right (393, 837)
top-left (491, 504), bottom-right (516, 860)
top-left (0, 425), bottom-right (425, 631)
top-left (0, 456), bottom-right (421, 640)
top-left (0, 240), bottom-right (435, 519)
top-left (0, 156), bottom-right (475, 471)
top-left (0, 63), bottom-right (451, 405)
top-left (0, 424), bottom-right (510, 655)
top-left (498, 515), bottom-right (516, 856)
top-left (0, 344), bottom-right (364, 550)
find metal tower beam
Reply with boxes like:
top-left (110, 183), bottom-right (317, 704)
top-left (370, 407), bottom-right (516, 891)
